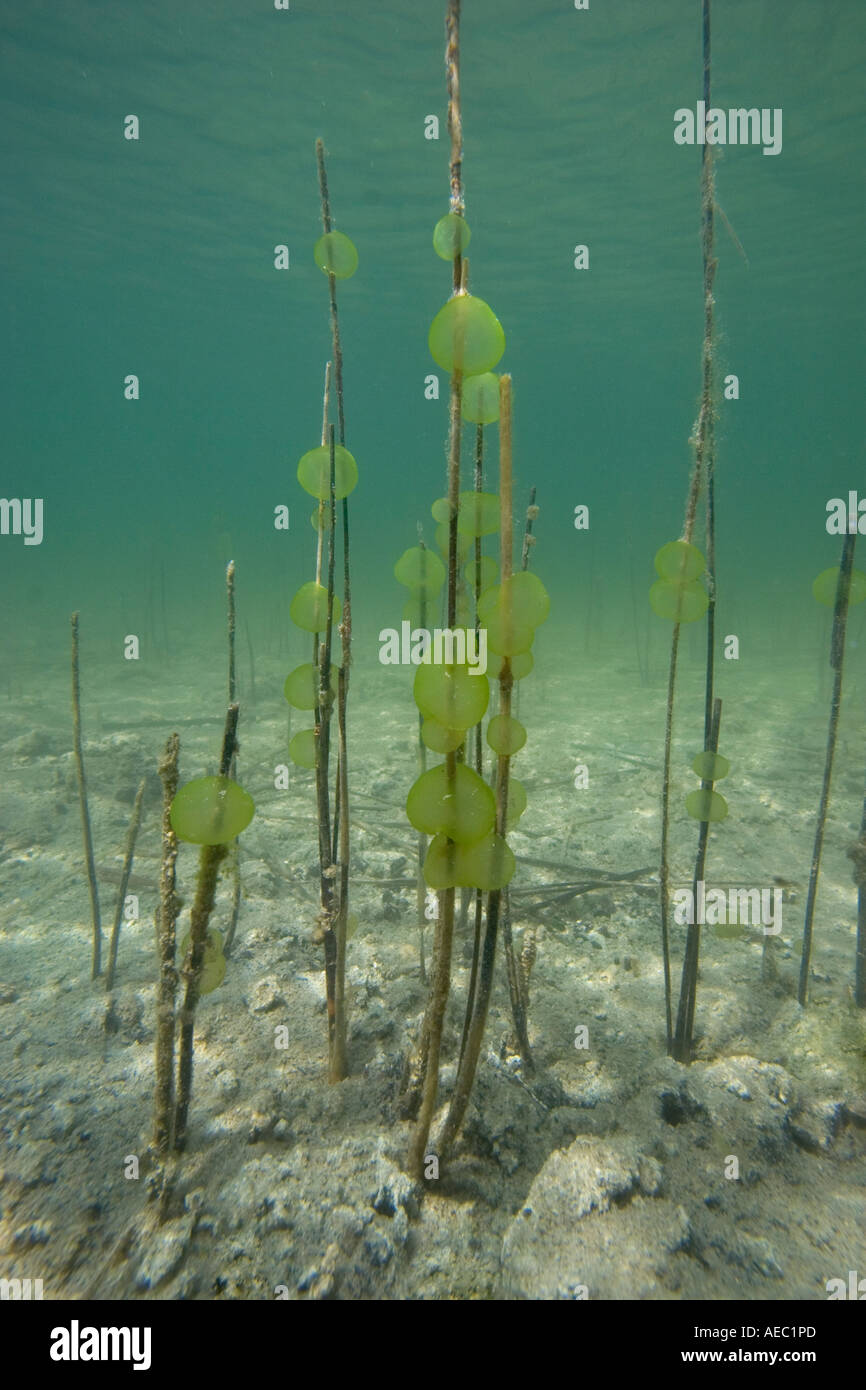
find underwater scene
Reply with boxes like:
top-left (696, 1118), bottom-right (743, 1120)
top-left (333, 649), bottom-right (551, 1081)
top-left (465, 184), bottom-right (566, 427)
top-left (1, 0), bottom-right (864, 1312)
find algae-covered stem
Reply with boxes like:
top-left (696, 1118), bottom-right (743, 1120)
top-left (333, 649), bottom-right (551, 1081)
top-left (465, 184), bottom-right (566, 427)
top-left (416, 535), bottom-right (429, 984)
top-left (458, 423), bottom-right (487, 1065)
top-left (673, 697), bottom-right (722, 1062)
top-left (439, 374), bottom-right (515, 1156)
top-left (104, 778), bottom-right (146, 992)
top-left (224, 560), bottom-right (242, 954)
top-left (315, 429), bottom-right (345, 1080)
top-left (852, 796), bottom-right (866, 1009)
top-left (798, 530), bottom-right (856, 1006)
top-left (153, 732), bottom-right (180, 1157)
top-left (174, 703), bottom-right (239, 1151)
top-left (407, 0), bottom-right (465, 1180)
top-left (71, 612), bottom-right (102, 979)
top-left (316, 140), bottom-right (353, 1081)
top-left (660, 0), bottom-right (717, 1053)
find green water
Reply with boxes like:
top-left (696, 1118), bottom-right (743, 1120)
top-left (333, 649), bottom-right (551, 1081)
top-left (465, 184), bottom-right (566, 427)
top-left (2, 0), bottom-right (863, 665)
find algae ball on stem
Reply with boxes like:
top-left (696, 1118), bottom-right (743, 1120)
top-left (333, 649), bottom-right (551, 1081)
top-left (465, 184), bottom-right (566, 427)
top-left (290, 581), bottom-right (341, 633)
top-left (313, 230), bottom-right (358, 279)
top-left (170, 776), bottom-right (255, 845)
top-left (406, 763), bottom-right (496, 845)
top-left (297, 444), bottom-right (358, 500)
top-left (428, 294), bottom-right (506, 376)
top-left (433, 212), bottom-right (471, 261)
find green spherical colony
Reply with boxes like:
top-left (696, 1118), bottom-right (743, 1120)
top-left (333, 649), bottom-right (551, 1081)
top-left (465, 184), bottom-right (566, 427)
top-left (421, 719), bottom-right (464, 754)
top-left (483, 607), bottom-right (536, 657)
top-left (394, 546), bottom-right (446, 594)
top-left (283, 662), bottom-right (338, 711)
top-left (691, 751), bottom-right (731, 781)
top-left (313, 230), bottom-right (358, 279)
top-left (297, 444), bottom-right (358, 501)
top-left (179, 927), bottom-right (223, 962)
top-left (487, 713), bottom-right (527, 756)
top-left (479, 572), bottom-right (551, 629)
top-left (289, 729), bottom-right (317, 770)
top-left (433, 212), bottom-right (471, 261)
top-left (414, 662), bottom-right (489, 731)
top-left (505, 777), bottom-right (528, 830)
top-left (463, 554), bottom-right (499, 592)
top-left (290, 581), bottom-right (341, 633)
top-left (178, 928), bottom-right (226, 995)
top-left (170, 776), bottom-right (255, 845)
top-left (488, 649), bottom-right (534, 681)
top-left (685, 788), bottom-right (728, 823)
top-left (429, 294), bottom-right (506, 376)
top-left (434, 522), bottom-right (473, 561)
top-left (461, 831), bottom-right (515, 889)
top-left (402, 593), bottom-right (428, 627)
top-left (431, 497), bottom-right (450, 524)
top-left (654, 540), bottom-right (705, 583)
top-left (812, 565), bottom-right (866, 606)
top-left (423, 830), bottom-right (515, 890)
top-left (649, 578), bottom-right (709, 623)
top-left (310, 504), bottom-right (334, 532)
top-left (457, 491), bottom-right (499, 538)
top-left (461, 372), bottom-right (500, 425)
top-left (407, 763), bottom-right (495, 845)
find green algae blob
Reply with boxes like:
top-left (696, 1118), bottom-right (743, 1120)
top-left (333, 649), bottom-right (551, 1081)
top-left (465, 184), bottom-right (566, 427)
top-left (431, 497), bottom-right (450, 524)
top-left (402, 594), bottom-right (427, 627)
top-left (433, 212), bottom-right (471, 260)
top-left (487, 713), bottom-right (527, 756)
top-left (283, 662), bottom-right (338, 711)
top-left (483, 607), bottom-right (535, 657)
top-left (178, 927), bottom-right (226, 994)
top-left (457, 491), bottom-right (499, 538)
top-left (428, 294), bottom-right (506, 376)
top-left (649, 578), bottom-right (709, 623)
top-left (461, 372), bottom-right (500, 425)
top-left (407, 763), bottom-right (495, 845)
top-left (434, 523), bottom-right (472, 561)
top-left (414, 663), bottom-right (489, 730)
top-left (421, 719), bottom-right (464, 754)
top-left (685, 788), bottom-right (728, 823)
top-left (461, 831), bottom-right (515, 890)
top-left (505, 778), bottom-right (528, 830)
top-left (464, 554), bottom-right (498, 592)
top-left (394, 546), bottom-right (446, 594)
top-left (311, 504), bottom-right (333, 532)
top-left (170, 776), bottom-right (255, 845)
top-left (423, 830), bottom-right (514, 890)
top-left (297, 444), bottom-right (358, 501)
top-left (479, 572), bottom-right (550, 630)
top-left (812, 565), bottom-right (866, 606)
top-left (290, 581), bottom-right (341, 633)
top-left (313, 230), bottom-right (358, 279)
top-left (488, 649), bottom-right (534, 681)
top-left (654, 540), bottom-right (705, 583)
top-left (289, 729), bottom-right (317, 770)
top-left (691, 751), bottom-right (731, 781)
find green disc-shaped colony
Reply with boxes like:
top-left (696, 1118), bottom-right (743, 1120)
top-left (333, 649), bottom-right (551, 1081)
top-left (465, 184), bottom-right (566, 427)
top-left (313, 230), bottom-right (358, 279)
top-left (170, 776), bottom-right (255, 845)
top-left (649, 540), bottom-right (709, 622)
